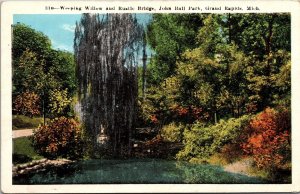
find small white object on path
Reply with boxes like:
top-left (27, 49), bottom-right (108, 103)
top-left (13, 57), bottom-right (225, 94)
top-left (12, 129), bottom-right (33, 139)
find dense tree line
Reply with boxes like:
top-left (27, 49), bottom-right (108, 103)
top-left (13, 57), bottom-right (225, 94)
top-left (12, 23), bottom-right (76, 120)
top-left (143, 13), bottom-right (290, 125)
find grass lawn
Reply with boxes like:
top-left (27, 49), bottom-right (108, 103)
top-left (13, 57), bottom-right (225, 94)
top-left (12, 115), bottom-right (45, 130)
top-left (13, 137), bottom-right (43, 164)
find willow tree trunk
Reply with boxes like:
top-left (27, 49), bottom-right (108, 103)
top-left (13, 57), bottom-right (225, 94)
top-left (74, 14), bottom-right (144, 157)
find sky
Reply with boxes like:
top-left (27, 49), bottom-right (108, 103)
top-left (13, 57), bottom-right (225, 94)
top-left (13, 14), bottom-right (152, 53)
top-left (14, 14), bottom-right (82, 52)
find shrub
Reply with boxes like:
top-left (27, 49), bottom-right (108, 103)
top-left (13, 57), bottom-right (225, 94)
top-left (32, 117), bottom-right (83, 159)
top-left (13, 91), bottom-right (40, 117)
top-left (49, 89), bottom-right (72, 117)
top-left (177, 115), bottom-right (251, 162)
top-left (241, 108), bottom-right (291, 171)
top-left (161, 122), bottom-right (185, 142)
top-left (170, 105), bottom-right (208, 123)
top-left (136, 97), bottom-right (160, 127)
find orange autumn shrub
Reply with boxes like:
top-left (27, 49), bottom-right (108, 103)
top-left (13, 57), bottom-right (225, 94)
top-left (170, 104), bottom-right (207, 123)
top-left (32, 117), bottom-right (83, 159)
top-left (241, 107), bottom-right (291, 170)
top-left (13, 91), bottom-right (40, 117)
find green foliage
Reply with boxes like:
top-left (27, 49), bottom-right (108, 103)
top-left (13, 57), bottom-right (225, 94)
top-left (206, 153), bottom-right (231, 166)
top-left (161, 122), bottom-right (185, 142)
top-left (12, 23), bottom-right (51, 60)
top-left (13, 49), bottom-right (47, 94)
top-left (177, 115), bottom-right (252, 162)
top-left (245, 50), bottom-right (291, 111)
top-left (196, 14), bottom-right (224, 55)
top-left (146, 13), bottom-right (291, 122)
top-left (12, 115), bottom-right (44, 130)
top-left (225, 14), bottom-right (290, 58)
top-left (32, 117), bottom-right (83, 159)
top-left (12, 23), bottom-right (77, 119)
top-left (49, 89), bottom-right (72, 117)
top-left (144, 14), bottom-right (290, 125)
top-left (137, 85), bottom-right (173, 126)
top-left (176, 39), bottom-right (249, 119)
top-left (13, 137), bottom-right (43, 164)
top-left (147, 14), bottom-right (204, 84)
top-left (47, 50), bottom-right (77, 96)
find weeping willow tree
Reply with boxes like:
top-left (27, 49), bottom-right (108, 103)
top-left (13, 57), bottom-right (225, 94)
top-left (74, 13), bottom-right (145, 157)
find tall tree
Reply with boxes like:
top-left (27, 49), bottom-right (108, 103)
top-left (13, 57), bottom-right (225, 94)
top-left (12, 23), bottom-right (77, 120)
top-left (12, 23), bottom-right (51, 60)
top-left (233, 14), bottom-right (291, 110)
top-left (74, 14), bottom-right (145, 156)
top-left (169, 13), bottom-right (290, 121)
top-left (146, 14), bottom-right (204, 84)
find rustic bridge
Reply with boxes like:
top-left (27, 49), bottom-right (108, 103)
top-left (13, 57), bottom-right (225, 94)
top-left (131, 127), bottom-right (183, 158)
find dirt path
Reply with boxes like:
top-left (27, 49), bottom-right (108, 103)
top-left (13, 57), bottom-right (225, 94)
top-left (12, 129), bottom-right (34, 139)
top-left (223, 158), bottom-right (254, 176)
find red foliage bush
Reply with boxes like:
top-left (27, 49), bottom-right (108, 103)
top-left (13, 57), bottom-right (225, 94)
top-left (170, 105), bottom-right (207, 122)
top-left (13, 91), bottom-right (40, 117)
top-left (32, 117), bottom-right (83, 159)
top-left (241, 107), bottom-right (291, 169)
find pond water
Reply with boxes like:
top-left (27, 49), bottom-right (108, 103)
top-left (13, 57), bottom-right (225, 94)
top-left (13, 159), bottom-right (265, 184)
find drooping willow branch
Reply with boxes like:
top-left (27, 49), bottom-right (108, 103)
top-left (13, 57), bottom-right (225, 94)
top-left (74, 13), bottom-right (144, 156)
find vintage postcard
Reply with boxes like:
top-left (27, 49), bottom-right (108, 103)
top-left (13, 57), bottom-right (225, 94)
top-left (1, 0), bottom-right (300, 193)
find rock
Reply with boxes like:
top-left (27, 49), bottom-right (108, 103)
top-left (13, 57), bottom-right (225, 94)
top-left (19, 164), bottom-right (27, 168)
top-left (13, 158), bottom-right (75, 177)
top-left (40, 158), bottom-right (47, 163)
top-left (32, 165), bottom-right (40, 171)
